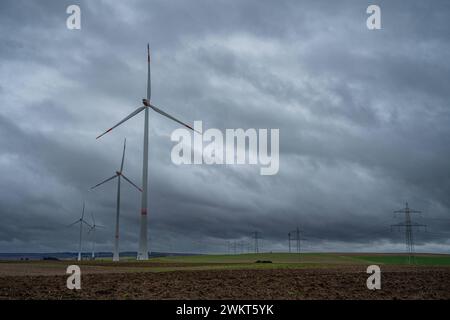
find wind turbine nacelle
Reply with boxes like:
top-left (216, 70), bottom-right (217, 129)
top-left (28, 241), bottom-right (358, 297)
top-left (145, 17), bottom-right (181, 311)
top-left (142, 98), bottom-right (150, 106)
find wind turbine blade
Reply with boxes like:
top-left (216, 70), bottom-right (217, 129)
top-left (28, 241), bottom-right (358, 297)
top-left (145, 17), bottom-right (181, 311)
top-left (82, 220), bottom-right (92, 228)
top-left (96, 106), bottom-right (146, 139)
top-left (91, 174), bottom-right (118, 189)
top-left (147, 44), bottom-right (151, 100)
top-left (81, 202), bottom-right (85, 220)
top-left (91, 211), bottom-right (95, 226)
top-left (121, 173), bottom-right (142, 192)
top-left (66, 220), bottom-right (80, 227)
top-left (149, 104), bottom-right (200, 134)
top-left (120, 138), bottom-right (126, 172)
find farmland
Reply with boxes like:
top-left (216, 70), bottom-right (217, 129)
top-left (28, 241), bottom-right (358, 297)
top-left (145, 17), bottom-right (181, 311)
top-left (1, 253), bottom-right (450, 299)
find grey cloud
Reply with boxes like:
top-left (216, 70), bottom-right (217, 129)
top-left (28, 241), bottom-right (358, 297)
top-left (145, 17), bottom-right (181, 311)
top-left (0, 0), bottom-right (449, 254)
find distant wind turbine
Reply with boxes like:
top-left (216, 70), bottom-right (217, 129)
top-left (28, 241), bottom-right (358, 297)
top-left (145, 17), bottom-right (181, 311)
top-left (88, 211), bottom-right (104, 260)
top-left (91, 138), bottom-right (141, 262)
top-left (96, 44), bottom-right (198, 260)
top-left (67, 202), bottom-right (91, 261)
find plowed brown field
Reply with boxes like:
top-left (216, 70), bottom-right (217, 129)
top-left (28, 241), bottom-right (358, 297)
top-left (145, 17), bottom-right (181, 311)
top-left (1, 265), bottom-right (449, 300)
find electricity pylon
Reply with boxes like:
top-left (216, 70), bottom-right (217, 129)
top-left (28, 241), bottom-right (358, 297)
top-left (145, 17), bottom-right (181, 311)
top-left (288, 226), bottom-right (306, 254)
top-left (252, 231), bottom-right (260, 253)
top-left (391, 202), bottom-right (426, 264)
top-left (288, 232), bottom-right (292, 253)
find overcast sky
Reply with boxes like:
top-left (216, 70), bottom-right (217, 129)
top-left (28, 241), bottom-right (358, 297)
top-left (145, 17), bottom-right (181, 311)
top-left (1, 0), bottom-right (450, 254)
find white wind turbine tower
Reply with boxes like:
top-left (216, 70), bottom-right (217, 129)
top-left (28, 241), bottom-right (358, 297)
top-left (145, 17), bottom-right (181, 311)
top-left (88, 211), bottom-right (104, 260)
top-left (96, 44), bottom-right (199, 260)
top-left (91, 138), bottom-right (141, 262)
top-left (67, 202), bottom-right (91, 261)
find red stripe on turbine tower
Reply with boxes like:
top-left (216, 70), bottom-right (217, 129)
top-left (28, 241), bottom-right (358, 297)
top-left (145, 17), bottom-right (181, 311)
top-left (141, 208), bottom-right (147, 215)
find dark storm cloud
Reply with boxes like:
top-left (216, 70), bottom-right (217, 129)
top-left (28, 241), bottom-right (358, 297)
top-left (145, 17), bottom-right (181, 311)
top-left (1, 0), bottom-right (450, 254)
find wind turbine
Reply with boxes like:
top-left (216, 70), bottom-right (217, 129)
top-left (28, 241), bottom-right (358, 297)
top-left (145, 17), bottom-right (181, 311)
top-left (88, 211), bottom-right (104, 260)
top-left (67, 202), bottom-right (91, 261)
top-left (96, 44), bottom-right (198, 260)
top-left (91, 138), bottom-right (142, 262)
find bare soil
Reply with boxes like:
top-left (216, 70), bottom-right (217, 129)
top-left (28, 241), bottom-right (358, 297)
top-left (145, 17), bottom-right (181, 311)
top-left (0, 261), bottom-right (228, 276)
top-left (1, 265), bottom-right (449, 300)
